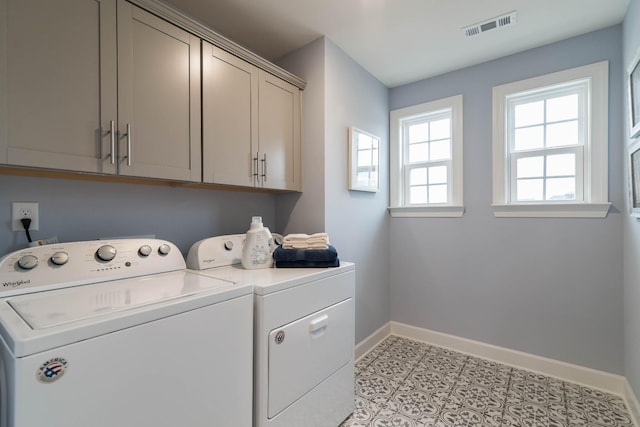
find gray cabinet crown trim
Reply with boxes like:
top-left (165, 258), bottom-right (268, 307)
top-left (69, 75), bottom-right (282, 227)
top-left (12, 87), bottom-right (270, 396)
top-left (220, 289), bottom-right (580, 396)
top-left (129, 0), bottom-right (307, 90)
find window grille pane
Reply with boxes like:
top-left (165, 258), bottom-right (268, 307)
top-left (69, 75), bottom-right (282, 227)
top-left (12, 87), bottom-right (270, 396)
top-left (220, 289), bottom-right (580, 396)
top-left (428, 165), bottom-right (447, 184)
top-left (357, 171), bottom-right (373, 187)
top-left (546, 121), bottom-right (578, 148)
top-left (410, 168), bottom-right (427, 185)
top-left (430, 139), bottom-right (451, 161)
top-left (517, 156), bottom-right (544, 178)
top-left (515, 100), bottom-right (544, 127)
top-left (409, 123), bottom-right (428, 143)
top-left (357, 149), bottom-right (373, 167)
top-left (410, 186), bottom-right (428, 204)
top-left (429, 184), bottom-right (447, 203)
top-left (546, 177), bottom-right (576, 200)
top-left (409, 142), bottom-right (429, 162)
top-left (359, 133), bottom-right (374, 149)
top-left (514, 126), bottom-right (544, 151)
top-left (546, 94), bottom-right (578, 122)
top-left (547, 153), bottom-right (575, 176)
top-left (517, 179), bottom-right (544, 201)
top-left (430, 118), bottom-right (450, 140)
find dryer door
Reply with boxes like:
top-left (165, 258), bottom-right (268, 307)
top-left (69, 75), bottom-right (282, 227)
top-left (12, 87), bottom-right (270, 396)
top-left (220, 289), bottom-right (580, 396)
top-left (267, 298), bottom-right (353, 418)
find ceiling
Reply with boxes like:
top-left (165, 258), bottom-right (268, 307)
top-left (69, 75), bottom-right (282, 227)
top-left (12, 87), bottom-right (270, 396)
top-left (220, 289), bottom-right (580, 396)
top-left (162, 0), bottom-right (630, 88)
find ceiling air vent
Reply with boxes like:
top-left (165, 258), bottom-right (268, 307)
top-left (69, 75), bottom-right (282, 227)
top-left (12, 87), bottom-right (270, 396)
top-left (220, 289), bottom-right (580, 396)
top-left (463, 11), bottom-right (517, 38)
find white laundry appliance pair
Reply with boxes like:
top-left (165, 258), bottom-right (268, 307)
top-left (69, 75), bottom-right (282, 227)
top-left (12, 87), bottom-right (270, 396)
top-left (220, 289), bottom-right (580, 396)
top-left (0, 235), bottom-right (356, 427)
top-left (0, 239), bottom-right (253, 427)
top-left (186, 234), bottom-right (356, 427)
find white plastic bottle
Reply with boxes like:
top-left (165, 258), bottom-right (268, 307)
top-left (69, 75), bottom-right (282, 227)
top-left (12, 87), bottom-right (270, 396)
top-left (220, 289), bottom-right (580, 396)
top-left (241, 216), bottom-right (274, 269)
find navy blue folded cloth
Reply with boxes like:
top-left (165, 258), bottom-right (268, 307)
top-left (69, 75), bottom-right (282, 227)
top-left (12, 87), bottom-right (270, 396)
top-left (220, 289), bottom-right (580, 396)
top-left (273, 245), bottom-right (338, 263)
top-left (275, 258), bottom-right (340, 268)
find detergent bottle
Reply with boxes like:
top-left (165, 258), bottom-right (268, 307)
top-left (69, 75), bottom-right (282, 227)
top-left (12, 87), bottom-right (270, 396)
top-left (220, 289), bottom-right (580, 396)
top-left (241, 216), bottom-right (274, 269)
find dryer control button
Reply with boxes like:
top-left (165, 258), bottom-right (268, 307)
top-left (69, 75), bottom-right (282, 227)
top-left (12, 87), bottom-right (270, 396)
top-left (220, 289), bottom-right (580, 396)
top-left (158, 244), bottom-right (171, 255)
top-left (275, 330), bottom-right (285, 344)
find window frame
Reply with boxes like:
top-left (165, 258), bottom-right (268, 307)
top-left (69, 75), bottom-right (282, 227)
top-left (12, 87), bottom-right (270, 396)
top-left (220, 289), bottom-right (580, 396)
top-left (389, 95), bottom-right (464, 218)
top-left (491, 61), bottom-right (611, 218)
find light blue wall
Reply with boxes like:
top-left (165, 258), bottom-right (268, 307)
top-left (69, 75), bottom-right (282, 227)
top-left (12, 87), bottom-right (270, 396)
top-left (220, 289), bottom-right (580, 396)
top-left (623, 0), bottom-right (640, 399)
top-left (324, 40), bottom-right (390, 344)
top-left (276, 37), bottom-right (326, 234)
top-left (276, 38), bottom-right (391, 343)
top-left (0, 175), bottom-right (276, 257)
top-left (389, 26), bottom-right (625, 374)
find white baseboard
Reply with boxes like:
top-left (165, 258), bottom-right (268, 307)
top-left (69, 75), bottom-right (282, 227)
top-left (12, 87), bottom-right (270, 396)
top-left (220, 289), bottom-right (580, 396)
top-left (625, 379), bottom-right (640, 427)
top-left (354, 321), bottom-right (627, 397)
top-left (355, 322), bottom-right (390, 361)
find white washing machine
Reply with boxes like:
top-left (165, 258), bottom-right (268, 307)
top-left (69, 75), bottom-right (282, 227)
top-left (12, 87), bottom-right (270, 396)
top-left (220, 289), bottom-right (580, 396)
top-left (0, 238), bottom-right (253, 427)
top-left (187, 235), bottom-right (355, 427)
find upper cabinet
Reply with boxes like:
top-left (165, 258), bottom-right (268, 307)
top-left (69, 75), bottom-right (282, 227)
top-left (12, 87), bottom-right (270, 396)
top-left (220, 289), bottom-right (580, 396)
top-left (257, 71), bottom-right (301, 191)
top-left (202, 42), bottom-right (301, 191)
top-left (0, 0), bottom-right (118, 173)
top-left (0, 0), bottom-right (303, 190)
top-left (202, 42), bottom-right (257, 187)
top-left (116, 1), bottom-right (201, 181)
top-left (0, 0), bottom-right (201, 182)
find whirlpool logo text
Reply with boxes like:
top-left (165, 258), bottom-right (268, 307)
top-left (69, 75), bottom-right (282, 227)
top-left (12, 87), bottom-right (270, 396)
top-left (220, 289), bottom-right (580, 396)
top-left (2, 279), bottom-right (30, 288)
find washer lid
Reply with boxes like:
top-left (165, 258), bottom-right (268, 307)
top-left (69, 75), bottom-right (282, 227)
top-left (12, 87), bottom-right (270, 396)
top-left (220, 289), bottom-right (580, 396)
top-left (0, 270), bottom-right (252, 357)
top-left (10, 270), bottom-right (237, 329)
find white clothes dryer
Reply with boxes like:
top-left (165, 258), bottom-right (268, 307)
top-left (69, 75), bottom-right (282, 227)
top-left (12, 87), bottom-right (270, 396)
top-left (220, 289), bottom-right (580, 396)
top-left (187, 234), bottom-right (355, 427)
top-left (0, 239), bottom-right (253, 427)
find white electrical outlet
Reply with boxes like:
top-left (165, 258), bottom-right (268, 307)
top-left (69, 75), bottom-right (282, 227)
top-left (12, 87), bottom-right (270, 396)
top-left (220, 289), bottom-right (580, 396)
top-left (11, 202), bottom-right (39, 231)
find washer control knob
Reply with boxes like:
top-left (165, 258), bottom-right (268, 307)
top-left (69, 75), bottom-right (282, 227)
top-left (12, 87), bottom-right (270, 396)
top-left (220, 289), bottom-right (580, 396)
top-left (50, 252), bottom-right (69, 266)
top-left (96, 245), bottom-right (117, 262)
top-left (138, 245), bottom-right (152, 257)
top-left (224, 241), bottom-right (234, 251)
top-left (158, 244), bottom-right (171, 256)
top-left (17, 255), bottom-right (38, 270)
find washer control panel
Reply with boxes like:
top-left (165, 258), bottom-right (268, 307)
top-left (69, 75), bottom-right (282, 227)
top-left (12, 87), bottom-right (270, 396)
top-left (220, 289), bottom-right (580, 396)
top-left (0, 239), bottom-right (185, 297)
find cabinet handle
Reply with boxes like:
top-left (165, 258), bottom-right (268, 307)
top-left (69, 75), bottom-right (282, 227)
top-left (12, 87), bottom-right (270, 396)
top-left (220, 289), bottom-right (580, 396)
top-left (253, 152), bottom-right (259, 186)
top-left (109, 120), bottom-right (116, 165)
top-left (125, 123), bottom-right (132, 166)
top-left (261, 153), bottom-right (267, 182)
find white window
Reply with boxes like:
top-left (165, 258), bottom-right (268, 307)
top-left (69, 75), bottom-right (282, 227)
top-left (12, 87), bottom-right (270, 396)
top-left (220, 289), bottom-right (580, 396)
top-left (492, 61), bottom-right (611, 218)
top-left (389, 95), bottom-right (463, 217)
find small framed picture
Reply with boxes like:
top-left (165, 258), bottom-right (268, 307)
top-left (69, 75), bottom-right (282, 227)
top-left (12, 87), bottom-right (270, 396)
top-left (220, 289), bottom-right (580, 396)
top-left (348, 127), bottom-right (380, 192)
top-left (628, 48), bottom-right (640, 138)
top-left (629, 139), bottom-right (640, 217)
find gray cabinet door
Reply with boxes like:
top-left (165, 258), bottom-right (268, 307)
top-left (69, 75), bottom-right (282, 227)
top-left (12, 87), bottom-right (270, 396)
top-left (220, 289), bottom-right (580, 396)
top-left (202, 42), bottom-right (257, 187)
top-left (116, 0), bottom-right (201, 182)
top-left (258, 71), bottom-right (301, 191)
top-left (0, 0), bottom-right (118, 173)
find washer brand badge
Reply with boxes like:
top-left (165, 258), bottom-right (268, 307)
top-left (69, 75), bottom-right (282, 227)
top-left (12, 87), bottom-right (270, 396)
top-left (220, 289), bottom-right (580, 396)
top-left (36, 357), bottom-right (68, 384)
top-left (2, 279), bottom-right (30, 288)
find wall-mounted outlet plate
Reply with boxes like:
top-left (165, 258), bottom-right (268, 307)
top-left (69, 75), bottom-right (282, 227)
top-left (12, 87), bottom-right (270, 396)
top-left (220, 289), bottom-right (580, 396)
top-left (11, 202), bottom-right (39, 231)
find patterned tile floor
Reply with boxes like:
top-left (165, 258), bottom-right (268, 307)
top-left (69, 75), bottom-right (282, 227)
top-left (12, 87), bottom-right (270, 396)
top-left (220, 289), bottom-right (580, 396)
top-left (340, 335), bottom-right (635, 427)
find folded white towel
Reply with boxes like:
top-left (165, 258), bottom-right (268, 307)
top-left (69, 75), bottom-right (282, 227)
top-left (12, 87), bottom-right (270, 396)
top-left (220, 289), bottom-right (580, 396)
top-left (307, 242), bottom-right (329, 249)
top-left (282, 242), bottom-right (329, 250)
top-left (283, 233), bottom-right (311, 242)
top-left (309, 232), bottom-right (328, 240)
top-left (282, 232), bottom-right (330, 250)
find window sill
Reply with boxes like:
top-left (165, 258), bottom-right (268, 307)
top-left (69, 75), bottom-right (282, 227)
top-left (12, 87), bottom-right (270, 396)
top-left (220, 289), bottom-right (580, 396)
top-left (491, 203), bottom-right (611, 218)
top-left (388, 205), bottom-right (465, 218)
